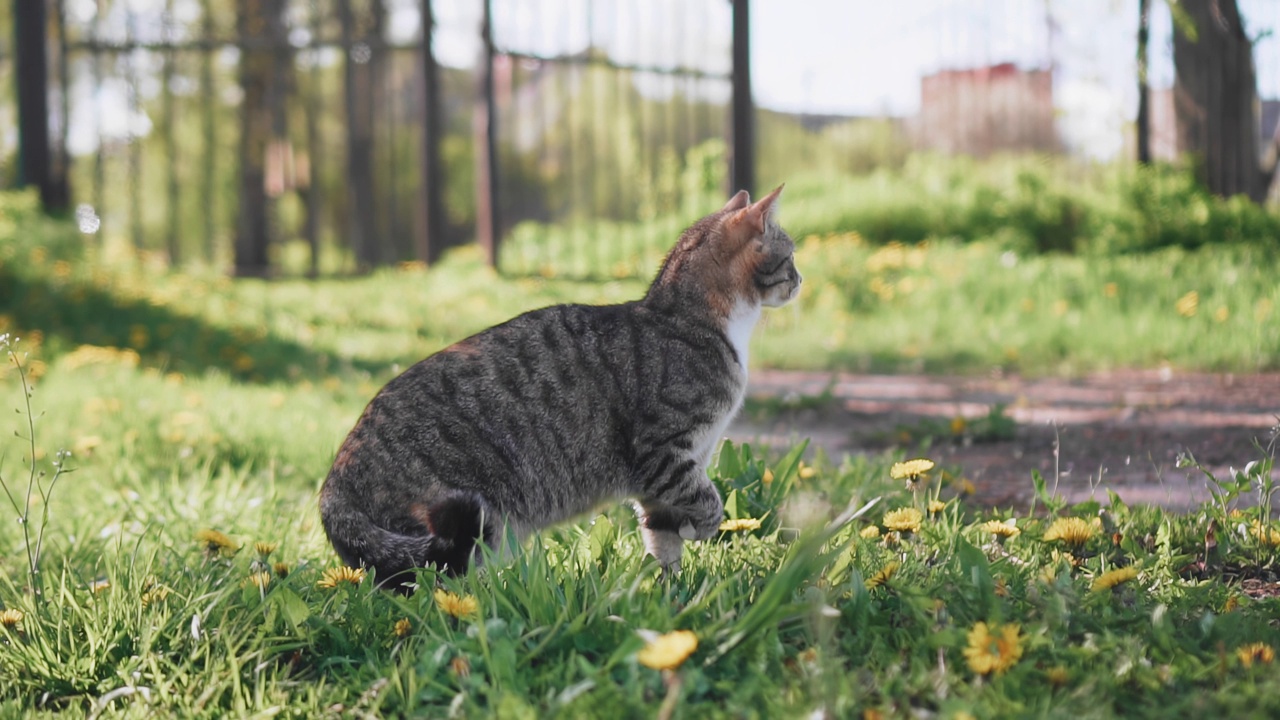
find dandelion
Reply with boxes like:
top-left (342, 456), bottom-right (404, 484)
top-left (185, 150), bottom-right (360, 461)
top-left (719, 518), bottom-right (762, 532)
top-left (1223, 595), bottom-right (1240, 613)
top-left (637, 630), bottom-right (698, 670)
top-left (1043, 517), bottom-right (1095, 547)
top-left (890, 458), bottom-right (935, 482)
top-left (1250, 520), bottom-right (1280, 547)
top-left (89, 578), bottom-right (111, 594)
top-left (882, 507), bottom-right (923, 534)
top-left (1237, 642), bottom-right (1275, 668)
top-left (254, 541), bottom-right (277, 558)
top-left (798, 462), bottom-right (817, 480)
top-left (394, 618), bottom-right (412, 638)
top-left (1091, 566), bottom-right (1138, 592)
top-left (761, 468), bottom-right (774, 486)
top-left (1176, 291), bottom-right (1199, 317)
top-left (317, 566), bottom-right (366, 589)
top-left (1103, 282), bottom-right (1118, 298)
top-left (859, 525), bottom-right (881, 539)
top-left (950, 416), bottom-right (967, 435)
top-left (273, 562), bottom-right (290, 578)
top-left (928, 499), bottom-right (947, 514)
top-left (980, 519), bottom-right (1021, 539)
top-left (865, 562), bottom-right (900, 590)
top-left (963, 622), bottom-right (1023, 676)
top-left (450, 656), bottom-right (472, 678)
top-left (243, 571), bottom-right (272, 591)
top-left (434, 589), bottom-right (479, 619)
top-left (195, 529), bottom-right (240, 557)
top-left (1214, 306), bottom-right (1229, 323)
top-left (959, 478), bottom-right (977, 496)
top-left (140, 585), bottom-right (171, 608)
top-left (74, 435), bottom-right (104, 456)
top-left (1045, 665), bottom-right (1070, 687)
top-left (0, 609), bottom-right (24, 630)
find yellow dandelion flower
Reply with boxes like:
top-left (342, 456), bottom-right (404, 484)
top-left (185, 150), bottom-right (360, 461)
top-left (865, 562), bottom-right (900, 590)
top-left (980, 519), bottom-right (1021, 539)
top-left (1045, 665), bottom-right (1070, 687)
top-left (949, 416), bottom-right (967, 435)
top-left (243, 571), bottom-right (272, 591)
top-left (890, 458), bottom-right (935, 481)
top-left (959, 478), bottom-right (977, 495)
top-left (994, 577), bottom-right (1009, 597)
top-left (254, 541), bottom-right (277, 557)
top-left (273, 562), bottom-right (290, 578)
top-left (195, 529), bottom-right (240, 556)
top-left (928, 499), bottom-right (947, 514)
top-left (719, 517), bottom-right (762, 532)
top-left (1223, 595), bottom-right (1240, 613)
top-left (1103, 282), bottom-right (1118, 298)
top-left (798, 462), bottom-right (817, 480)
top-left (1214, 306), bottom-right (1229, 323)
top-left (394, 618), bottom-right (412, 638)
top-left (1250, 520), bottom-right (1280, 547)
top-left (1091, 566), bottom-right (1138, 592)
top-left (89, 578), bottom-right (111, 594)
top-left (434, 589), bottom-right (479, 619)
top-left (963, 622), bottom-right (1023, 676)
top-left (1043, 517), bottom-right (1095, 546)
top-left (882, 530), bottom-right (901, 546)
top-left (859, 525), bottom-right (881, 539)
top-left (636, 630), bottom-right (698, 670)
top-left (73, 435), bottom-right (104, 456)
top-left (140, 585), bottom-right (172, 608)
top-left (883, 507), bottom-right (923, 533)
top-left (317, 566), bottom-right (367, 589)
top-left (1237, 642), bottom-right (1275, 668)
top-left (761, 468), bottom-right (774, 486)
top-left (1175, 291), bottom-right (1199, 317)
top-left (0, 609), bottom-right (24, 630)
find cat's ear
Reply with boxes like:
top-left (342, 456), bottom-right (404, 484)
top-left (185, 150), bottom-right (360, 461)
top-left (722, 190), bottom-right (751, 213)
top-left (733, 184), bottom-right (784, 236)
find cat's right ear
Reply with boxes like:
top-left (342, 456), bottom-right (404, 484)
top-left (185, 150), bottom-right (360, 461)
top-left (722, 190), bottom-right (751, 213)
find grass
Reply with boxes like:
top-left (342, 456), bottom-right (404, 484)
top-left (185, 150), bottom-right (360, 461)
top-left (1, 172), bottom-right (1279, 716)
top-left (3, 341), bottom-right (1280, 717)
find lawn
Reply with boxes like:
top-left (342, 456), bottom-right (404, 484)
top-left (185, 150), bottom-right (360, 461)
top-left (2, 180), bottom-right (1280, 717)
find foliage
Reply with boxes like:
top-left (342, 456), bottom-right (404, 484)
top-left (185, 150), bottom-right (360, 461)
top-left (3, 337), bottom-right (1280, 716)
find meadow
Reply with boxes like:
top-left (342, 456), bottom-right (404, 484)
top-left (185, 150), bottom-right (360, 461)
top-left (1, 168), bottom-right (1279, 718)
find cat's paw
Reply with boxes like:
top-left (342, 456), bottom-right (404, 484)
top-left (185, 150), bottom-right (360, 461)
top-left (641, 526), bottom-right (685, 569)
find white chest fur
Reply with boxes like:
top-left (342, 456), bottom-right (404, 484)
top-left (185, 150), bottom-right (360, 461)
top-left (724, 301), bottom-right (762, 379)
top-left (690, 301), bottom-right (761, 466)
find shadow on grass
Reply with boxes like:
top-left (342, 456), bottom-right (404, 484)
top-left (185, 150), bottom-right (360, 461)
top-left (1, 267), bottom-right (388, 384)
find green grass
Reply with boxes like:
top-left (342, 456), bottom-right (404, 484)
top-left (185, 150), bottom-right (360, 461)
top-left (3, 343), bottom-right (1280, 717)
top-left (2, 177), bottom-right (1280, 716)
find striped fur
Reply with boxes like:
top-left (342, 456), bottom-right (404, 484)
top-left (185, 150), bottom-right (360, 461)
top-left (320, 187), bottom-right (801, 587)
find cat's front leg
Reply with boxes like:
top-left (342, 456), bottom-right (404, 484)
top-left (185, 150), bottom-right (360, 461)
top-left (636, 474), bottom-right (724, 570)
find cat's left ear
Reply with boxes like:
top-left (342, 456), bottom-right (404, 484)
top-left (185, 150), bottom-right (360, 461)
top-left (722, 190), bottom-right (751, 212)
top-left (734, 184), bottom-right (784, 236)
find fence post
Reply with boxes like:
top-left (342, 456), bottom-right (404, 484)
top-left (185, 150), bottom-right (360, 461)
top-left (416, 0), bottom-right (446, 264)
top-left (14, 0), bottom-right (68, 210)
top-left (730, 0), bottom-right (754, 196)
top-left (473, 0), bottom-right (500, 268)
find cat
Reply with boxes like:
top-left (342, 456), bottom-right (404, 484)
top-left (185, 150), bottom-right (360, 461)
top-left (319, 186), bottom-right (801, 587)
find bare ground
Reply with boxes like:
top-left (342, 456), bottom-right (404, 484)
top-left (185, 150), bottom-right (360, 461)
top-left (731, 369), bottom-right (1280, 511)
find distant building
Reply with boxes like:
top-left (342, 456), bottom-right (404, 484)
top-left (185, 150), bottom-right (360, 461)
top-left (914, 62), bottom-right (1058, 156)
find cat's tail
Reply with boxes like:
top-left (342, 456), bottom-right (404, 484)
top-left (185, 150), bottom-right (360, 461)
top-left (319, 487), bottom-right (489, 590)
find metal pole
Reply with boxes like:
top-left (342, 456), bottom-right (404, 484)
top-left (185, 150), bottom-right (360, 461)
top-left (473, 0), bottom-right (500, 267)
top-left (416, 0), bottom-right (445, 264)
top-left (730, 0), bottom-right (754, 196)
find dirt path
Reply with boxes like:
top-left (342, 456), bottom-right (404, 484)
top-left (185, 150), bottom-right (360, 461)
top-left (730, 369), bottom-right (1280, 510)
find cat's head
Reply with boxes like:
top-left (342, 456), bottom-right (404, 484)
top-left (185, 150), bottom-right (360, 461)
top-left (650, 185), bottom-right (803, 314)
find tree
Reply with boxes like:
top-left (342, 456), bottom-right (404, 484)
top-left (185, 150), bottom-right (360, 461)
top-left (1171, 0), bottom-right (1278, 202)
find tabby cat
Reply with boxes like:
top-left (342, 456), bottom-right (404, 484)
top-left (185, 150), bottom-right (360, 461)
top-left (320, 186), bottom-right (801, 587)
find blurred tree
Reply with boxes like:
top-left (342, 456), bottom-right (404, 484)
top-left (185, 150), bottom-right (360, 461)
top-left (1136, 0), bottom-right (1151, 164)
top-left (1172, 0), bottom-right (1278, 202)
top-left (235, 0), bottom-right (290, 276)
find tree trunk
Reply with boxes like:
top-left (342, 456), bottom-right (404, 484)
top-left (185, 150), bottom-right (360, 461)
top-left (1172, 0), bottom-right (1268, 201)
top-left (339, 0), bottom-right (383, 270)
top-left (235, 0), bottom-right (288, 276)
top-left (1136, 0), bottom-right (1151, 164)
